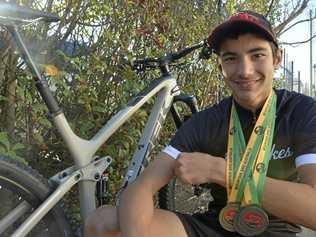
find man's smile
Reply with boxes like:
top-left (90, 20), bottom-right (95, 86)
top-left (232, 79), bottom-right (261, 89)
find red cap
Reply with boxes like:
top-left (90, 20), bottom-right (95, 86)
top-left (207, 11), bottom-right (278, 54)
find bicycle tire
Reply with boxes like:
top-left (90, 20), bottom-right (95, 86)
top-left (158, 178), bottom-right (213, 214)
top-left (0, 156), bottom-right (72, 237)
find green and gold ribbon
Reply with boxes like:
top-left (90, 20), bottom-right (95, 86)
top-left (226, 90), bottom-right (276, 207)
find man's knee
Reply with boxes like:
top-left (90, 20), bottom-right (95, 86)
top-left (84, 205), bottom-right (120, 237)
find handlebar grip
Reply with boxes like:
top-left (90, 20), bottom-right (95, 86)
top-left (39, 12), bottom-right (60, 23)
top-left (171, 41), bottom-right (204, 60)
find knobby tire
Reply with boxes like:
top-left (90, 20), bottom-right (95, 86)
top-left (0, 156), bottom-right (72, 237)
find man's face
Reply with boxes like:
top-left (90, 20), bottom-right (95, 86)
top-left (218, 33), bottom-right (281, 110)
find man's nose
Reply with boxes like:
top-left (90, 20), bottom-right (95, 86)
top-left (237, 57), bottom-right (254, 78)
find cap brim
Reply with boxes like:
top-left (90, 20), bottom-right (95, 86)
top-left (208, 20), bottom-right (277, 53)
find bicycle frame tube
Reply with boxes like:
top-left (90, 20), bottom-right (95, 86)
top-left (53, 75), bottom-right (178, 167)
top-left (53, 75), bottom-right (179, 220)
top-left (11, 170), bottom-right (81, 237)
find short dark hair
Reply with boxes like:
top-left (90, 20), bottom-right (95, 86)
top-left (215, 25), bottom-right (278, 57)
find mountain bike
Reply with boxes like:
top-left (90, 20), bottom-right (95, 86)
top-left (0, 3), bottom-right (212, 237)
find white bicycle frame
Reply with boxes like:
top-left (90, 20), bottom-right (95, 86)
top-left (0, 7), bottom-right (182, 237)
top-left (11, 75), bottom-right (179, 237)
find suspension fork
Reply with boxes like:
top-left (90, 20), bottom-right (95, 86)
top-left (170, 94), bottom-right (199, 128)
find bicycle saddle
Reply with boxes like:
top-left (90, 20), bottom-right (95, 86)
top-left (0, 3), bottom-right (59, 24)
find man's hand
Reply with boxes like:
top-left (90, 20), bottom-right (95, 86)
top-left (174, 152), bottom-right (226, 187)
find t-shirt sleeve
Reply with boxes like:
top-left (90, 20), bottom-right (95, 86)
top-left (169, 112), bottom-right (204, 153)
top-left (167, 102), bottom-right (229, 155)
top-left (293, 97), bottom-right (316, 165)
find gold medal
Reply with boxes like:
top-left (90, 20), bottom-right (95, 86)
top-left (219, 203), bottom-right (240, 232)
top-left (234, 204), bottom-right (269, 236)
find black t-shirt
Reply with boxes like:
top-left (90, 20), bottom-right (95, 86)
top-left (168, 89), bottom-right (316, 207)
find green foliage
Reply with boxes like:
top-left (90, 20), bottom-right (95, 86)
top-left (0, 132), bottom-right (26, 164)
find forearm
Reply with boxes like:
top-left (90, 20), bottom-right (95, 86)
top-left (119, 181), bottom-right (155, 237)
top-left (262, 177), bottom-right (316, 229)
top-left (118, 153), bottom-right (175, 237)
top-left (201, 154), bottom-right (316, 228)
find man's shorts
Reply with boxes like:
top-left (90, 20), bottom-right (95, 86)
top-left (175, 210), bottom-right (301, 237)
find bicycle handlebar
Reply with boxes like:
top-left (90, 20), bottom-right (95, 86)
top-left (132, 40), bottom-right (210, 72)
top-left (169, 40), bottom-right (205, 61)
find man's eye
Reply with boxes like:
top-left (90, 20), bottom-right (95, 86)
top-left (223, 57), bottom-right (236, 62)
top-left (253, 53), bottom-right (265, 59)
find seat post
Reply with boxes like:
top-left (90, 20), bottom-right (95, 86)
top-left (7, 25), bottom-right (62, 115)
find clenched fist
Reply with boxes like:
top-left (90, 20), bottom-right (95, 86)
top-left (174, 152), bottom-right (226, 187)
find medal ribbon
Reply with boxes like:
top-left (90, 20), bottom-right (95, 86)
top-left (226, 90), bottom-right (276, 206)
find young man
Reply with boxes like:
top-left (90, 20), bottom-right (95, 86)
top-left (85, 11), bottom-right (316, 237)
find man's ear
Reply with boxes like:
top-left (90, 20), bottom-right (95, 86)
top-left (274, 48), bottom-right (283, 70)
top-left (218, 64), bottom-right (223, 73)
top-left (217, 57), bottom-right (223, 74)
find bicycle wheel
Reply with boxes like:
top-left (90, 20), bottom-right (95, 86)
top-left (158, 178), bottom-right (213, 214)
top-left (0, 156), bottom-right (72, 237)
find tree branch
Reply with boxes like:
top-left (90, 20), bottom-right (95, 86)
top-left (274, 0), bottom-right (309, 35)
top-left (39, 0), bottom-right (54, 40)
top-left (265, 0), bottom-right (275, 17)
top-left (77, 20), bottom-right (110, 27)
top-left (279, 15), bottom-right (316, 35)
top-left (217, 0), bottom-right (228, 19)
top-left (279, 34), bottom-right (316, 45)
top-left (53, 0), bottom-right (74, 39)
top-left (60, 1), bottom-right (84, 43)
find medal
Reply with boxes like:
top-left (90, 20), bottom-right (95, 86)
top-left (234, 204), bottom-right (269, 236)
top-left (219, 203), bottom-right (240, 232)
top-left (219, 90), bottom-right (276, 233)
